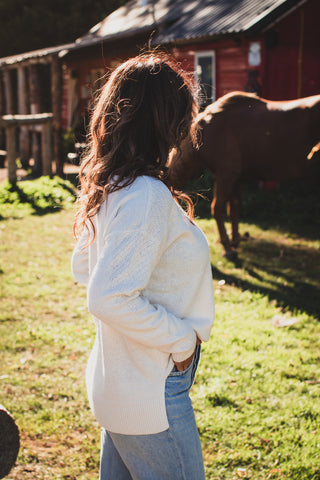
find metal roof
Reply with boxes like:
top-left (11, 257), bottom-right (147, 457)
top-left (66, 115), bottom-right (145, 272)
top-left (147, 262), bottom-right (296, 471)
top-left (0, 0), bottom-right (307, 68)
top-left (76, 0), bottom-right (305, 46)
top-left (75, 0), bottom-right (185, 45)
top-left (0, 43), bottom-right (76, 68)
top-left (154, 0), bottom-right (308, 43)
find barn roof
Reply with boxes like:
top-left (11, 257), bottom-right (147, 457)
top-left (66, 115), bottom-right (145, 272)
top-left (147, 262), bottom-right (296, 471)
top-left (0, 43), bottom-right (75, 68)
top-left (77, 0), bottom-right (307, 46)
top-left (0, 0), bottom-right (308, 68)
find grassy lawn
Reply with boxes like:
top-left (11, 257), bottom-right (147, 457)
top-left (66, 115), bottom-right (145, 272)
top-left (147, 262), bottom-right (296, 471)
top-left (0, 178), bottom-right (319, 479)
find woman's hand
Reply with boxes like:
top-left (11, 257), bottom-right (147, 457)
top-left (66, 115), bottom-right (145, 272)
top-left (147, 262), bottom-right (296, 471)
top-left (173, 335), bottom-right (201, 372)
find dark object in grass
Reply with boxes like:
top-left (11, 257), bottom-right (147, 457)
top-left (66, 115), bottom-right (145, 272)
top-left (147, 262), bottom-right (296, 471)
top-left (0, 405), bottom-right (20, 478)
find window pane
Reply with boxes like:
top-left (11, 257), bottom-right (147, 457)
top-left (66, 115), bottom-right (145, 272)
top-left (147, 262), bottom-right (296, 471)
top-left (197, 56), bottom-right (213, 105)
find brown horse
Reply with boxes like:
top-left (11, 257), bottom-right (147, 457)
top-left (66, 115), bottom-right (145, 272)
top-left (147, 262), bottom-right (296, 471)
top-left (168, 91), bottom-right (320, 258)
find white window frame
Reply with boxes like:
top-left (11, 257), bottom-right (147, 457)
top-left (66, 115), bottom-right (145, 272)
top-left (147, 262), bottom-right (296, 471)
top-left (194, 50), bottom-right (216, 104)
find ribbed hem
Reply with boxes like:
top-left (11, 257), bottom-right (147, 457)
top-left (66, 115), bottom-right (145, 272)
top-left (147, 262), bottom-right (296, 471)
top-left (91, 385), bottom-right (169, 435)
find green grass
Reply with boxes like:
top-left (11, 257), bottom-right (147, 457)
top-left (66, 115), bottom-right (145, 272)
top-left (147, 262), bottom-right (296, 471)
top-left (0, 176), bottom-right (76, 218)
top-left (0, 178), bottom-right (319, 479)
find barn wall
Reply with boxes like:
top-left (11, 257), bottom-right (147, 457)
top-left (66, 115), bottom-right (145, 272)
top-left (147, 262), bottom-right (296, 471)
top-left (172, 0), bottom-right (320, 102)
top-left (263, 0), bottom-right (320, 100)
top-left (172, 37), bottom-right (262, 100)
top-left (63, 37), bottom-right (262, 129)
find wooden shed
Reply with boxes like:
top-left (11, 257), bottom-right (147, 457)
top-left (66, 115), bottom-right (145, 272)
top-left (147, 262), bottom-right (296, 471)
top-left (0, 0), bottom-right (319, 173)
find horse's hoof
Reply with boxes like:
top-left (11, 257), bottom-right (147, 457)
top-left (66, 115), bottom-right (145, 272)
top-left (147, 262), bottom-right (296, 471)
top-left (224, 248), bottom-right (238, 261)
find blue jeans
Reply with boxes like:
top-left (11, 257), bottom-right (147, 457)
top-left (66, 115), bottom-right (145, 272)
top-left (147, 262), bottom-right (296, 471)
top-left (99, 345), bottom-right (205, 480)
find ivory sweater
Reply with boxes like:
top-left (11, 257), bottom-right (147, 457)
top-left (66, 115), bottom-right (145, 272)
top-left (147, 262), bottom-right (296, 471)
top-left (71, 176), bottom-right (214, 435)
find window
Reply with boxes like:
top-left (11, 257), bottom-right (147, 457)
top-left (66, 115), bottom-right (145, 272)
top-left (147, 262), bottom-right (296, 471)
top-left (248, 42), bottom-right (261, 67)
top-left (195, 51), bottom-right (215, 106)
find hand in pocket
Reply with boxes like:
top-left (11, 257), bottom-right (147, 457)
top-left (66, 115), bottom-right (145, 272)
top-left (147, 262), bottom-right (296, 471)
top-left (173, 335), bottom-right (201, 372)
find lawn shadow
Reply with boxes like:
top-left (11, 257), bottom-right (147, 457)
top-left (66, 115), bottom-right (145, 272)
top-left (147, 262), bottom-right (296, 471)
top-left (189, 172), bottom-right (320, 241)
top-left (211, 236), bottom-right (320, 319)
top-left (0, 180), bottom-right (76, 220)
top-left (240, 181), bottom-right (320, 241)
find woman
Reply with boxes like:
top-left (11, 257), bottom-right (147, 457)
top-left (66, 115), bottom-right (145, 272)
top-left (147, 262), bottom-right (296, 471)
top-left (71, 53), bottom-right (214, 480)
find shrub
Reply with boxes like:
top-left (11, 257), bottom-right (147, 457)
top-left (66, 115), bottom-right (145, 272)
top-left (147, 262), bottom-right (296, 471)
top-left (0, 176), bottom-right (76, 218)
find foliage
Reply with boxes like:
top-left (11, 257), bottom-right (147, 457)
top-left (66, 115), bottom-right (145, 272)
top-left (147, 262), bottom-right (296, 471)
top-left (0, 177), bottom-right (75, 218)
top-left (0, 0), bottom-right (128, 57)
top-left (0, 181), bottom-right (319, 479)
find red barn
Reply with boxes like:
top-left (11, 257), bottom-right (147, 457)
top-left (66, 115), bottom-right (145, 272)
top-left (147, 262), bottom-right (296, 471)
top-left (0, 0), bottom-right (319, 168)
top-left (58, 0), bottom-right (320, 131)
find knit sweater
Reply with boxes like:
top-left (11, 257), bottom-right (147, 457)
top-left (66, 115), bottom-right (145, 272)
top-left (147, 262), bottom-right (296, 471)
top-left (71, 176), bottom-right (214, 435)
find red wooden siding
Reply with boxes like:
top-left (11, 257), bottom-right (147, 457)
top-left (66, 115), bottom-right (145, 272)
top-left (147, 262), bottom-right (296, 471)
top-left (215, 43), bottom-right (251, 98)
top-left (173, 39), bottom-right (261, 100)
top-left (264, 0), bottom-right (320, 100)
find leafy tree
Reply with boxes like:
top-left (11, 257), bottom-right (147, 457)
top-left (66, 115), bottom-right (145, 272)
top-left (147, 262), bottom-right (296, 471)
top-left (0, 0), bottom-right (127, 57)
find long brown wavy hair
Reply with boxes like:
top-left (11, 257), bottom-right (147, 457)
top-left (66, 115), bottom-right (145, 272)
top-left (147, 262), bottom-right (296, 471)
top-left (74, 52), bottom-right (200, 241)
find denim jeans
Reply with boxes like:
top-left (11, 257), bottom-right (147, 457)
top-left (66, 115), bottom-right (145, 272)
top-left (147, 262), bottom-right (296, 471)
top-left (99, 345), bottom-right (205, 480)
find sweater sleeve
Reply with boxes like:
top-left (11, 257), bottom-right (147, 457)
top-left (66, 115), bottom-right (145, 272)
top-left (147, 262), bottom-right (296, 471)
top-left (71, 227), bottom-right (90, 286)
top-left (87, 180), bottom-right (197, 362)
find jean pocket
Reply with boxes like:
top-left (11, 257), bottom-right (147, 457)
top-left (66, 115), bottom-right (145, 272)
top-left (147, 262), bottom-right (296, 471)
top-left (168, 345), bottom-right (201, 378)
top-left (190, 344), bottom-right (201, 386)
top-left (168, 357), bottom-right (195, 377)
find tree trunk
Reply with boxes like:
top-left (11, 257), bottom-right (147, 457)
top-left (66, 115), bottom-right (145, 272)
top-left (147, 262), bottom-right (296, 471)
top-left (0, 405), bottom-right (20, 479)
top-left (51, 55), bottom-right (64, 176)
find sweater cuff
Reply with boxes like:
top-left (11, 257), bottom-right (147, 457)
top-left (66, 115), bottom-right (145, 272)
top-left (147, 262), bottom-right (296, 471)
top-left (171, 331), bottom-right (197, 363)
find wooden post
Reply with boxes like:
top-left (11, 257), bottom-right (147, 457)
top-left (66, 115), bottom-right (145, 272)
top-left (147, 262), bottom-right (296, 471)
top-left (17, 65), bottom-right (30, 169)
top-left (1, 114), bottom-right (53, 181)
top-left (51, 55), bottom-right (64, 177)
top-left (41, 121), bottom-right (52, 176)
top-left (0, 71), bottom-right (5, 156)
top-left (6, 125), bottom-right (16, 184)
top-left (3, 69), bottom-right (14, 115)
top-left (29, 64), bottom-right (42, 176)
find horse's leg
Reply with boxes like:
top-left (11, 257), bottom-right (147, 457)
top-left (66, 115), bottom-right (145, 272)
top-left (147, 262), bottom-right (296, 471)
top-left (227, 182), bottom-right (241, 248)
top-left (211, 177), bottom-right (236, 259)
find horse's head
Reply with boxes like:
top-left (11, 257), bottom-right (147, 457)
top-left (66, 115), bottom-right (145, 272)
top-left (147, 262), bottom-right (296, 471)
top-left (167, 137), bottom-right (200, 189)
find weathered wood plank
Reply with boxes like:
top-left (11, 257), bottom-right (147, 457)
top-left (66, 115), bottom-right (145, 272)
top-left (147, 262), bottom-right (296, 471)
top-left (29, 64), bottom-right (42, 176)
top-left (0, 113), bottom-right (53, 127)
top-left (3, 70), bottom-right (14, 115)
top-left (51, 55), bottom-right (64, 176)
top-left (0, 71), bottom-right (5, 149)
top-left (6, 125), bottom-right (16, 184)
top-left (17, 66), bottom-right (30, 169)
top-left (41, 122), bottom-right (52, 176)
